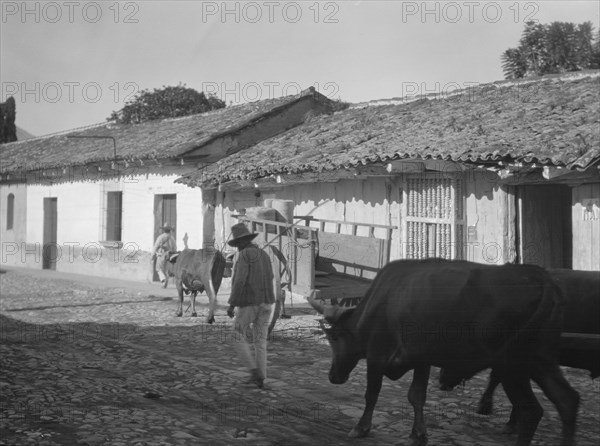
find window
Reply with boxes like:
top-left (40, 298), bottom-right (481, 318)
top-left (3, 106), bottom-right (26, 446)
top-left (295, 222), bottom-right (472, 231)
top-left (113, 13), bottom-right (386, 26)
top-left (6, 193), bottom-right (14, 230)
top-left (403, 176), bottom-right (465, 259)
top-left (106, 191), bottom-right (123, 241)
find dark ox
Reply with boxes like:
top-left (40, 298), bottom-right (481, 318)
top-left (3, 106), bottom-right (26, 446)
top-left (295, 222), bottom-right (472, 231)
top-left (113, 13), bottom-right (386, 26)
top-left (470, 269), bottom-right (599, 431)
top-left (309, 259), bottom-right (579, 446)
top-left (168, 248), bottom-right (226, 324)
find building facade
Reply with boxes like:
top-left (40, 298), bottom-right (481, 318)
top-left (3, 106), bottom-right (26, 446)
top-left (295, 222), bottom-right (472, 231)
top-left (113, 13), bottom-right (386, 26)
top-left (0, 88), bottom-right (340, 280)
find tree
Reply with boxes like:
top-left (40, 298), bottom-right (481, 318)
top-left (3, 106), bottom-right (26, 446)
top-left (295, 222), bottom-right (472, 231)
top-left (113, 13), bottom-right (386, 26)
top-left (501, 21), bottom-right (598, 79)
top-left (0, 96), bottom-right (17, 144)
top-left (501, 48), bottom-right (528, 80)
top-left (108, 84), bottom-right (225, 124)
top-left (591, 29), bottom-right (600, 69)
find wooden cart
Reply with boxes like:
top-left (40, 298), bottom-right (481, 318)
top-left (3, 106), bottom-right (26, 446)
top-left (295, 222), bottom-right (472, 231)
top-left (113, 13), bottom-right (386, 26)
top-left (236, 214), bottom-right (397, 308)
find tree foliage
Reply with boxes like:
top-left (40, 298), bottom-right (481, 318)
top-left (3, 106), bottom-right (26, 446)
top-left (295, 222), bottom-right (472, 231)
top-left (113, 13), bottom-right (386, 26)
top-left (108, 84), bottom-right (226, 124)
top-left (501, 21), bottom-right (599, 79)
top-left (0, 96), bottom-right (17, 144)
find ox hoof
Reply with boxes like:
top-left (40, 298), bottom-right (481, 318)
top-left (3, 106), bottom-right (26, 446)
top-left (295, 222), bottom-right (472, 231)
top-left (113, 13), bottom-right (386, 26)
top-left (408, 432), bottom-right (428, 446)
top-left (175, 311), bottom-right (182, 317)
top-left (191, 312), bottom-right (197, 317)
top-left (206, 315), bottom-right (215, 325)
top-left (348, 426), bottom-right (370, 438)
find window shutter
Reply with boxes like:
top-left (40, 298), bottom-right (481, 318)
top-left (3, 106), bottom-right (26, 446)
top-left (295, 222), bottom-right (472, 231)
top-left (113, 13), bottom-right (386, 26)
top-left (404, 176), bottom-right (465, 259)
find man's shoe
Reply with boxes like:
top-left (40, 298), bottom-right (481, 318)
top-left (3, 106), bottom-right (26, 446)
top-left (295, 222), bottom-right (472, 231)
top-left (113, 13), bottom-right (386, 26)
top-left (255, 378), bottom-right (264, 389)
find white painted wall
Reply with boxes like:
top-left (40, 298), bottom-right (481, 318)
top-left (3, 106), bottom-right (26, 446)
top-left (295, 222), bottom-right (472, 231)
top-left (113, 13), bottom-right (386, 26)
top-left (0, 183), bottom-right (27, 243)
top-left (122, 173), bottom-right (203, 252)
top-left (0, 184), bottom-right (28, 266)
top-left (27, 182), bottom-right (101, 246)
top-left (24, 173), bottom-right (203, 253)
top-left (4, 170), bottom-right (204, 280)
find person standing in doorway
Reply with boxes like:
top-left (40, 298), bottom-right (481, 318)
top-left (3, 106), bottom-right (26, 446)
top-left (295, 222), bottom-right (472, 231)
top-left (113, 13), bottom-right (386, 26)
top-left (152, 223), bottom-right (177, 288)
top-left (227, 223), bottom-right (275, 389)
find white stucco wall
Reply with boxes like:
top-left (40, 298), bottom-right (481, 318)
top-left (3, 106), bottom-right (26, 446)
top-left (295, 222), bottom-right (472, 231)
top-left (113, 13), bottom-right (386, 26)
top-left (27, 182), bottom-right (101, 246)
top-left (2, 170), bottom-right (204, 280)
top-left (23, 173), bottom-right (203, 252)
top-left (121, 174), bottom-right (203, 252)
top-left (0, 184), bottom-right (28, 266)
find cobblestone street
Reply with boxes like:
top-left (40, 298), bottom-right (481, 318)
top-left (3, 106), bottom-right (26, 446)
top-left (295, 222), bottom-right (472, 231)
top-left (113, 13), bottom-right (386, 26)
top-left (1, 267), bottom-right (599, 446)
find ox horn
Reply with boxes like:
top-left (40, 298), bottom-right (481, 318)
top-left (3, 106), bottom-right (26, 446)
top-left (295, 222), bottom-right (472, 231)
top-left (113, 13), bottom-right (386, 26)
top-left (307, 293), bottom-right (326, 314)
top-left (323, 305), bottom-right (352, 323)
top-left (308, 293), bottom-right (352, 323)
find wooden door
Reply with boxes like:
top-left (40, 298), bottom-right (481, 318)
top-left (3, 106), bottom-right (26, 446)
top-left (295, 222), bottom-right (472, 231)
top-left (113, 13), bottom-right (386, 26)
top-left (153, 194), bottom-right (177, 281)
top-left (518, 184), bottom-right (572, 268)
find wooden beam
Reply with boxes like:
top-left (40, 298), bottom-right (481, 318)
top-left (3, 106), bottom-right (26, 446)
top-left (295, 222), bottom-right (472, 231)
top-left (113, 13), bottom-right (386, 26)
top-left (542, 166), bottom-right (572, 180)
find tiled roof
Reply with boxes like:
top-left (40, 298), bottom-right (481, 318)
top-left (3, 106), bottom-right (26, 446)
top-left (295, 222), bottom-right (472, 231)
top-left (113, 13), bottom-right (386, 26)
top-left (179, 71), bottom-right (600, 188)
top-left (0, 87), bottom-right (330, 174)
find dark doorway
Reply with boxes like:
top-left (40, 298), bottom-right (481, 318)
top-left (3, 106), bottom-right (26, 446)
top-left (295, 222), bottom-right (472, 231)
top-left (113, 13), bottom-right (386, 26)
top-left (43, 197), bottom-right (58, 270)
top-left (517, 184), bottom-right (572, 268)
top-left (152, 194), bottom-right (177, 281)
top-left (106, 191), bottom-right (123, 241)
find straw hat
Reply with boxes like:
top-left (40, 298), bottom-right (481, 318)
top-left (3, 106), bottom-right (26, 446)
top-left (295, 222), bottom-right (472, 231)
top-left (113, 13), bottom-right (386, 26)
top-left (228, 223), bottom-right (258, 247)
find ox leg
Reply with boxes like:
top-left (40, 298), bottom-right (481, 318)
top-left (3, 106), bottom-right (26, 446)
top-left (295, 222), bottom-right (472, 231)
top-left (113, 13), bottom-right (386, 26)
top-left (349, 364), bottom-right (384, 438)
top-left (501, 372), bottom-right (543, 446)
top-left (531, 363), bottom-right (579, 446)
top-left (478, 368), bottom-right (502, 415)
top-left (175, 281), bottom-right (184, 317)
top-left (502, 407), bottom-right (518, 435)
top-left (204, 279), bottom-right (217, 324)
top-left (191, 291), bottom-right (197, 317)
top-left (408, 365), bottom-right (430, 446)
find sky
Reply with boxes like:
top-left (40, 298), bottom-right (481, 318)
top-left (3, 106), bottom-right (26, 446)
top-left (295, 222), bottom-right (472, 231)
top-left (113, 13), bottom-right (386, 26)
top-left (1, 0), bottom-right (599, 137)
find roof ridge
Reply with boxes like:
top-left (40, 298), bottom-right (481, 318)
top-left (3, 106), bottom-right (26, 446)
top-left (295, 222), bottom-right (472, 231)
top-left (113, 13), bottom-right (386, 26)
top-left (2, 87), bottom-right (321, 146)
top-left (156, 87), bottom-right (317, 125)
top-left (352, 70), bottom-right (600, 109)
top-left (1, 121), bottom-right (110, 146)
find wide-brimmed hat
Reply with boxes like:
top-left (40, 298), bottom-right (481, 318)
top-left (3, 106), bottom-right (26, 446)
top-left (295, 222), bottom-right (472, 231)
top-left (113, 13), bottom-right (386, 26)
top-left (228, 223), bottom-right (258, 247)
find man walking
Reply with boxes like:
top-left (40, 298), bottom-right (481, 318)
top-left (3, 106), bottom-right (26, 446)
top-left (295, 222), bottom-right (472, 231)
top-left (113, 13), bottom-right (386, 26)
top-left (227, 223), bottom-right (275, 389)
top-left (152, 223), bottom-right (177, 288)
